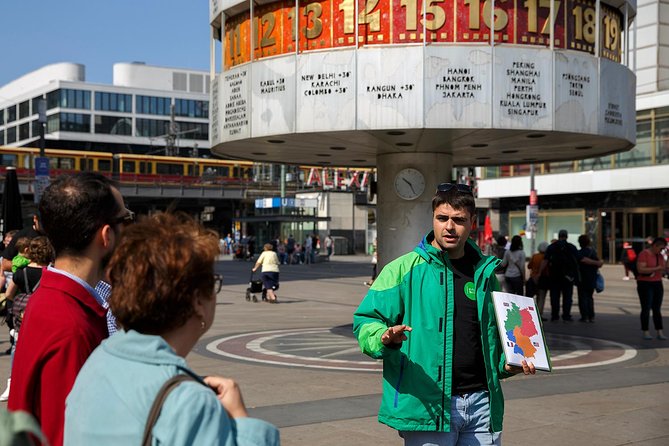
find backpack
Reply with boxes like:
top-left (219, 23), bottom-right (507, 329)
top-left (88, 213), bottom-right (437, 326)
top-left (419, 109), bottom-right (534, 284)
top-left (0, 407), bottom-right (46, 446)
top-left (11, 268), bottom-right (40, 332)
top-left (548, 241), bottom-right (580, 283)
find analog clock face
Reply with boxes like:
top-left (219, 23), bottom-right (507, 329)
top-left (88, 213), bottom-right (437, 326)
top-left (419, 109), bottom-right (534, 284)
top-left (394, 168), bottom-right (426, 200)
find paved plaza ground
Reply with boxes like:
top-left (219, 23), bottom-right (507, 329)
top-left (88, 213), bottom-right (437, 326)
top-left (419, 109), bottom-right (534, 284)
top-left (1, 255), bottom-right (668, 445)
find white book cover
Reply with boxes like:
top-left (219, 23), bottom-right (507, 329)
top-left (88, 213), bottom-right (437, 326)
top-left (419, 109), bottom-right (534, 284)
top-left (492, 291), bottom-right (552, 372)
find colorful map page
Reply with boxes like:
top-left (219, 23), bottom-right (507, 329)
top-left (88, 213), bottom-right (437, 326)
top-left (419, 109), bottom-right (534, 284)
top-left (504, 303), bottom-right (539, 358)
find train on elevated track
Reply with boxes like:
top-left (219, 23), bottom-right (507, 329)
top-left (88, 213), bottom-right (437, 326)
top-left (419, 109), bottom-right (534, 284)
top-left (0, 146), bottom-right (373, 191)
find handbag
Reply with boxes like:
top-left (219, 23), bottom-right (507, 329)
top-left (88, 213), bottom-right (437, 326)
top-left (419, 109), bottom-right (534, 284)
top-left (595, 272), bottom-right (605, 293)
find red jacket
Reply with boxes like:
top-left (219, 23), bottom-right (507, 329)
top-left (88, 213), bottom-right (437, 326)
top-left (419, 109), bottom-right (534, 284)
top-left (8, 269), bottom-right (108, 446)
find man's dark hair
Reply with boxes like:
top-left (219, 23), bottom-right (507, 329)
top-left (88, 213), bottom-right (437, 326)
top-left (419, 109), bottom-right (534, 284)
top-left (38, 173), bottom-right (121, 256)
top-left (432, 189), bottom-right (476, 216)
top-left (510, 235), bottom-right (523, 251)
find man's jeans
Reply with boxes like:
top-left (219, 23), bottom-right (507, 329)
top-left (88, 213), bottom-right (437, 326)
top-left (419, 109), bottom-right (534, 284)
top-left (401, 391), bottom-right (501, 446)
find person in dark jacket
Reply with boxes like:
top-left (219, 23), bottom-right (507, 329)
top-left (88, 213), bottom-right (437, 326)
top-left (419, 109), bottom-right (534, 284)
top-left (540, 229), bottom-right (580, 322)
top-left (576, 234), bottom-right (604, 322)
top-left (354, 183), bottom-right (535, 445)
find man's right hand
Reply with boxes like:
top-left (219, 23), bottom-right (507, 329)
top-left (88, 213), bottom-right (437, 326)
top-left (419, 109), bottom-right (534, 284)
top-left (381, 324), bottom-right (412, 346)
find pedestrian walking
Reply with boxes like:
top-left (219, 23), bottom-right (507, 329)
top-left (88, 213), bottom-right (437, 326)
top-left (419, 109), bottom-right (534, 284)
top-left (252, 243), bottom-right (280, 303)
top-left (354, 182), bottom-right (535, 445)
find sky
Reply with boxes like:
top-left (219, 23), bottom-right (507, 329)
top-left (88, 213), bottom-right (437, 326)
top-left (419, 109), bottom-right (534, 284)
top-left (1, 0), bottom-right (211, 87)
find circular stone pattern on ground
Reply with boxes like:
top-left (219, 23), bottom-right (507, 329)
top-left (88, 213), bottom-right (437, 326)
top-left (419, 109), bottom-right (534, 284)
top-left (203, 327), bottom-right (637, 372)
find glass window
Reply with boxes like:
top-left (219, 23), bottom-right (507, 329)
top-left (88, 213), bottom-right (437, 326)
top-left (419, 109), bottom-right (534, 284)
top-left (7, 105), bottom-right (16, 123)
top-left (0, 108), bottom-right (4, 125)
top-left (0, 152), bottom-right (16, 166)
top-left (47, 90), bottom-right (59, 109)
top-left (95, 92), bottom-right (132, 112)
top-left (544, 161), bottom-right (575, 174)
top-left (19, 101), bottom-right (30, 119)
top-left (655, 114), bottom-right (669, 164)
top-left (579, 156), bottom-right (613, 171)
top-left (66, 90), bottom-right (74, 108)
top-left (0, 129), bottom-right (4, 145)
top-left (19, 123), bottom-right (29, 141)
top-left (174, 99), bottom-right (209, 118)
top-left (136, 95), bottom-right (171, 115)
top-left (122, 94), bottom-right (131, 112)
top-left (139, 162), bottom-right (149, 174)
top-left (59, 113), bottom-right (90, 133)
top-left (94, 115), bottom-right (132, 135)
top-left (176, 121), bottom-right (209, 140)
top-left (56, 157), bottom-right (75, 170)
top-left (31, 96), bottom-right (47, 118)
top-left (616, 120), bottom-right (652, 167)
top-left (156, 162), bottom-right (183, 175)
top-left (6, 126), bottom-right (16, 143)
top-left (47, 114), bottom-right (59, 133)
top-left (122, 161), bottom-right (135, 173)
top-left (203, 165), bottom-right (229, 176)
top-left (32, 120), bottom-right (41, 137)
top-left (136, 118), bottom-right (169, 137)
top-left (98, 159), bottom-right (112, 172)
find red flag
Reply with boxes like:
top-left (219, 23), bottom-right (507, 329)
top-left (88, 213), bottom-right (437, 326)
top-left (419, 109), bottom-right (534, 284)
top-left (484, 214), bottom-right (493, 244)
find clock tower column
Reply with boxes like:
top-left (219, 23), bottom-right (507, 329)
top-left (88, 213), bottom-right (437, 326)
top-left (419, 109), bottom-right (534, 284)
top-left (377, 152), bottom-right (453, 267)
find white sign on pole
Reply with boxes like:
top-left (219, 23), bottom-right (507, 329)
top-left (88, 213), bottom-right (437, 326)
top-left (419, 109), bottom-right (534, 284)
top-left (526, 205), bottom-right (539, 240)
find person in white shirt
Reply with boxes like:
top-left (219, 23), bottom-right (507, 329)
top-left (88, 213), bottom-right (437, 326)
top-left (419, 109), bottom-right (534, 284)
top-left (252, 243), bottom-right (280, 303)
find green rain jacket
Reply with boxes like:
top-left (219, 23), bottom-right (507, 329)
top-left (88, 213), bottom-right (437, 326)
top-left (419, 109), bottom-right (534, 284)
top-left (353, 232), bottom-right (513, 432)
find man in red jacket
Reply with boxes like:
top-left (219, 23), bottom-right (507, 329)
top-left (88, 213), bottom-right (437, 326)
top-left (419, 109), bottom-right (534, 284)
top-left (8, 172), bottom-right (132, 446)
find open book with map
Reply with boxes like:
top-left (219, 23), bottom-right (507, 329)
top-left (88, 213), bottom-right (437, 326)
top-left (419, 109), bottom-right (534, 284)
top-left (492, 291), bottom-right (552, 372)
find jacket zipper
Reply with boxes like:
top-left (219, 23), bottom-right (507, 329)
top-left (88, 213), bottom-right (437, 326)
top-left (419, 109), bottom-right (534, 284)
top-left (441, 262), bottom-right (448, 431)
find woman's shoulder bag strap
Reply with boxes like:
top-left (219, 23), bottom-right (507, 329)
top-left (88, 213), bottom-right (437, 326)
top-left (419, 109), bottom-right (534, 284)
top-left (142, 374), bottom-right (199, 446)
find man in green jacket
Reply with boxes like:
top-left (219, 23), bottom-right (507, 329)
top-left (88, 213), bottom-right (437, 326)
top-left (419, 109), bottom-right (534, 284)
top-left (353, 183), bottom-right (535, 445)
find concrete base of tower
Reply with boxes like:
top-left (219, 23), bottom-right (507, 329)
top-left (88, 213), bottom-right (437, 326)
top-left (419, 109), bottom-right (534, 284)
top-left (376, 152), bottom-right (453, 267)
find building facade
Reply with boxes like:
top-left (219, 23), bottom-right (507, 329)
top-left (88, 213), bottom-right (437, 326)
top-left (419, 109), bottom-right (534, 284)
top-left (476, 0), bottom-right (669, 262)
top-left (0, 62), bottom-right (211, 156)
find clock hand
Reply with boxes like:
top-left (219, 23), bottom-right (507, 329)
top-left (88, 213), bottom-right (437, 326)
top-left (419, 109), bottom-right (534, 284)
top-left (403, 178), bottom-right (416, 194)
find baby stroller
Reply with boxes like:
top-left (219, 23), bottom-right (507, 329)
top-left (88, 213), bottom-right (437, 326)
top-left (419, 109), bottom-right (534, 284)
top-left (246, 272), bottom-right (265, 303)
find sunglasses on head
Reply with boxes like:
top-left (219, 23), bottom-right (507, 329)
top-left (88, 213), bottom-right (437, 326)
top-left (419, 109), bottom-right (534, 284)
top-left (436, 183), bottom-right (473, 195)
top-left (213, 274), bottom-right (223, 294)
top-left (112, 209), bottom-right (136, 226)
